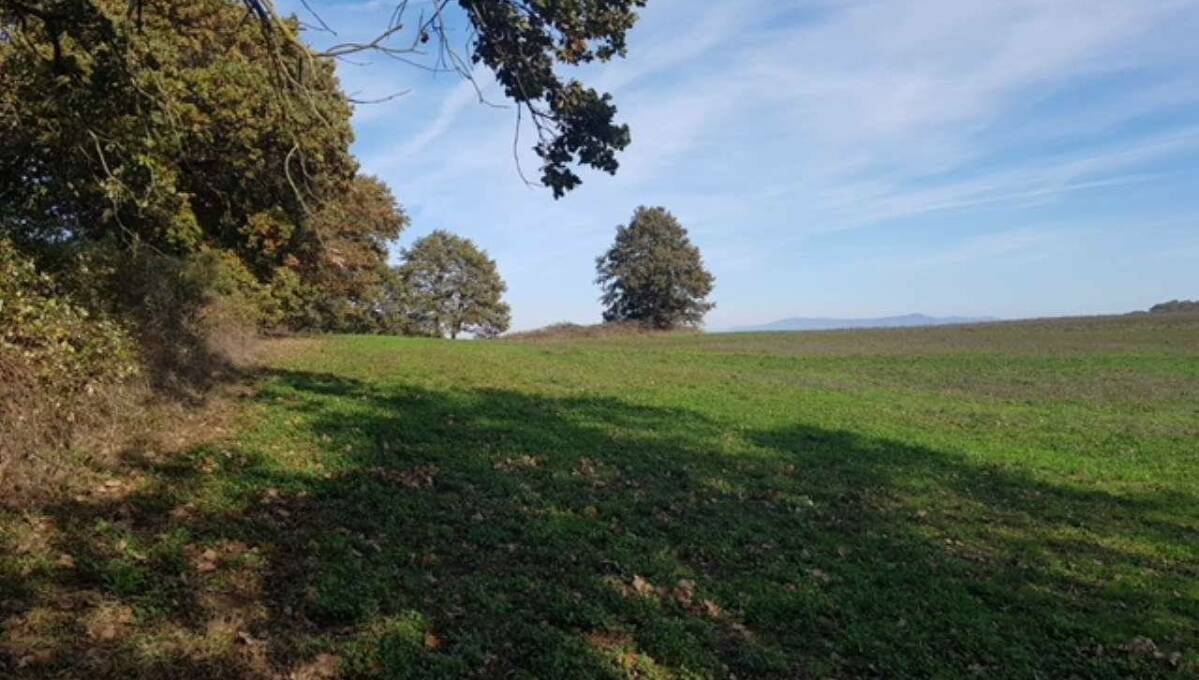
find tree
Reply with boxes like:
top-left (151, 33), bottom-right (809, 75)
top-left (595, 207), bottom-right (715, 329)
top-left (0, 0), bottom-right (646, 197)
top-left (396, 231), bottom-right (511, 339)
top-left (1149, 300), bottom-right (1199, 314)
top-left (0, 0), bottom-right (356, 276)
top-left (0, 0), bottom-right (421, 337)
top-left (301, 175), bottom-right (409, 332)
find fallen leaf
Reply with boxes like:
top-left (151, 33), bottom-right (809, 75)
top-left (424, 632), bottom-right (443, 650)
top-left (237, 630), bottom-right (257, 646)
top-left (1121, 636), bottom-right (1158, 656)
top-left (620, 650), bottom-right (639, 668)
top-left (672, 579), bottom-right (696, 605)
top-left (95, 624), bottom-right (118, 641)
top-left (631, 574), bottom-right (654, 596)
top-left (807, 568), bottom-right (832, 584)
top-left (730, 622), bottom-right (754, 640)
top-left (290, 653), bottom-right (341, 680)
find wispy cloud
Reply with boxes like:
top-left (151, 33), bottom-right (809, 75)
top-left (287, 0), bottom-right (1199, 329)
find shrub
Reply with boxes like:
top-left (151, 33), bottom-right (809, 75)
top-left (0, 238), bottom-right (140, 483)
top-left (0, 238), bottom-right (139, 392)
top-left (1149, 300), bottom-right (1199, 314)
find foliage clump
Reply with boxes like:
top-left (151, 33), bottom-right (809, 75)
top-left (1149, 299), bottom-right (1199, 314)
top-left (0, 0), bottom-right (357, 266)
top-left (1, 238), bottom-right (139, 475)
top-left (394, 231), bottom-right (511, 339)
top-left (0, 238), bottom-right (138, 392)
top-left (299, 176), bottom-right (410, 333)
top-left (595, 207), bottom-right (715, 329)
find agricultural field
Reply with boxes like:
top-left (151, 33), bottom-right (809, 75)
top-left (3, 314), bottom-right (1197, 678)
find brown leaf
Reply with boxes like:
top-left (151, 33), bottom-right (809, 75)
top-left (575, 457), bottom-right (601, 478)
top-left (620, 650), bottom-right (639, 669)
top-left (16, 649), bottom-right (55, 668)
top-left (290, 653), bottom-right (341, 680)
top-left (631, 574), bottom-right (654, 596)
top-left (237, 630), bottom-right (257, 646)
top-left (493, 455), bottom-right (544, 472)
top-left (96, 624), bottom-right (119, 641)
top-left (1121, 636), bottom-right (1158, 656)
top-left (672, 579), bottom-right (696, 605)
top-left (730, 622), bottom-right (754, 640)
top-left (424, 632), bottom-right (443, 651)
top-left (372, 465), bottom-right (439, 489)
top-left (701, 599), bottom-right (723, 618)
top-left (807, 568), bottom-right (832, 584)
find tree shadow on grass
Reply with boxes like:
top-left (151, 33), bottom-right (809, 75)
top-left (1, 368), bottom-right (1195, 678)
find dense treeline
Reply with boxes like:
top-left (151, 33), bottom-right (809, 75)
top-left (1149, 300), bottom-right (1199, 314)
top-left (0, 0), bottom-right (639, 471)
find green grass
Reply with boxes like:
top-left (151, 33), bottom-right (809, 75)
top-left (3, 314), bottom-right (1198, 678)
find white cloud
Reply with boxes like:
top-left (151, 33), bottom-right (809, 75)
top-left (290, 0), bottom-right (1199, 329)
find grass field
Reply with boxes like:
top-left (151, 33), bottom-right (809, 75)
top-left (3, 314), bottom-right (1197, 678)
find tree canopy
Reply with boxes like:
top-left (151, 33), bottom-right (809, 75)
top-left (396, 230), bottom-right (511, 339)
top-left (595, 206), bottom-right (715, 329)
top-left (301, 175), bottom-right (409, 332)
top-left (0, 0), bottom-right (423, 337)
top-left (1149, 300), bottom-right (1199, 314)
top-left (0, 0), bottom-right (646, 197)
top-left (0, 0), bottom-right (356, 273)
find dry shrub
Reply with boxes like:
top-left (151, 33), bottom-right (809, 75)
top-left (63, 244), bottom-right (268, 396)
top-left (0, 355), bottom-right (48, 484)
top-left (504, 321), bottom-right (701, 341)
top-left (1, 240), bottom-right (268, 501)
top-left (0, 239), bottom-right (144, 496)
top-left (0, 352), bottom-right (150, 503)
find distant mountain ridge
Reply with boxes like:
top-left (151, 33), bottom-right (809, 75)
top-left (736, 313), bottom-right (999, 332)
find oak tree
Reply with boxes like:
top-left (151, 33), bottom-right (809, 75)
top-left (596, 207), bottom-right (715, 329)
top-left (396, 230), bottom-right (510, 339)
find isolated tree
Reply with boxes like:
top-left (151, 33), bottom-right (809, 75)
top-left (396, 231), bottom-right (511, 339)
top-left (596, 207), bottom-right (715, 329)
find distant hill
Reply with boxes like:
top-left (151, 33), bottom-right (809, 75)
top-left (736, 313), bottom-right (999, 332)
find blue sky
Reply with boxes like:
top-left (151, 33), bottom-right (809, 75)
top-left (282, 0), bottom-right (1199, 331)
